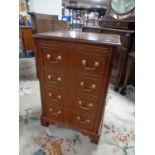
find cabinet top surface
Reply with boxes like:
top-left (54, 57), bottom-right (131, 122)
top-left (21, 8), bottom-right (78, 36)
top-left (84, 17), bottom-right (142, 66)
top-left (33, 31), bottom-right (121, 46)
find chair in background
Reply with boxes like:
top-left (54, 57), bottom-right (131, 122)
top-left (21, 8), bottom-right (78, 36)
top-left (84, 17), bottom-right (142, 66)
top-left (29, 12), bottom-right (69, 33)
top-left (29, 12), bottom-right (58, 33)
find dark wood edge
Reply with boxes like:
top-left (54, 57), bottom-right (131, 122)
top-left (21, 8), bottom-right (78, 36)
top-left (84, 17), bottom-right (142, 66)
top-left (94, 47), bottom-right (114, 132)
top-left (83, 26), bottom-right (135, 34)
top-left (101, 19), bottom-right (135, 23)
top-left (32, 35), bottom-right (121, 46)
top-left (102, 27), bottom-right (135, 34)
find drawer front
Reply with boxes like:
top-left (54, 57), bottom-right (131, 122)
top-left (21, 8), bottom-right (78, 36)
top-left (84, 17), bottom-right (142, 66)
top-left (42, 47), bottom-right (68, 69)
top-left (74, 112), bottom-right (95, 130)
top-left (73, 95), bottom-right (98, 114)
top-left (104, 21), bottom-right (129, 30)
top-left (45, 88), bottom-right (71, 107)
top-left (44, 70), bottom-right (68, 89)
top-left (72, 76), bottom-right (104, 97)
top-left (72, 52), bottom-right (107, 77)
top-left (63, 110), bottom-right (95, 131)
top-left (46, 104), bottom-right (63, 120)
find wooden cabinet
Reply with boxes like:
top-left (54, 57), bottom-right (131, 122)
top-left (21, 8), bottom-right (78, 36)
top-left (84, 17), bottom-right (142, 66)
top-left (33, 31), bottom-right (120, 144)
top-left (19, 26), bottom-right (34, 51)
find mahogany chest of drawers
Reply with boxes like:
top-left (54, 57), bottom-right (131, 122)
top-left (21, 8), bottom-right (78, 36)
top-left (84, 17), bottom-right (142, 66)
top-left (33, 31), bottom-right (120, 144)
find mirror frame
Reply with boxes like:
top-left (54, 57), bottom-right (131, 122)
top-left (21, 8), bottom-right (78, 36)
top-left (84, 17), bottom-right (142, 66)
top-left (111, 0), bottom-right (135, 15)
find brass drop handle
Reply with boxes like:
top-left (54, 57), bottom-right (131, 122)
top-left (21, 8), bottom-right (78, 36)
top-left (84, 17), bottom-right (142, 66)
top-left (77, 116), bottom-right (80, 120)
top-left (76, 116), bottom-right (90, 124)
top-left (48, 92), bottom-right (62, 101)
top-left (57, 110), bottom-right (62, 115)
top-left (80, 81), bottom-right (96, 92)
top-left (51, 110), bottom-right (61, 116)
top-left (46, 54), bottom-right (62, 64)
top-left (49, 108), bottom-right (53, 112)
top-left (48, 75), bottom-right (62, 83)
top-left (81, 59), bottom-right (100, 70)
top-left (78, 100), bottom-right (93, 111)
top-left (49, 108), bottom-right (62, 116)
top-left (57, 95), bottom-right (62, 100)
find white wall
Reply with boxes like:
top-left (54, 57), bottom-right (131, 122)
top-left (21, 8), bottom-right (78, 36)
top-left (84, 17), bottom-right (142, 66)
top-left (30, 0), bottom-right (62, 19)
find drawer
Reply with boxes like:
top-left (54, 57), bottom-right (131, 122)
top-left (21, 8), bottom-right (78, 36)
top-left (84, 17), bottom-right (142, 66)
top-left (72, 52), bottom-right (107, 77)
top-left (72, 76), bottom-right (104, 97)
top-left (104, 21), bottom-right (129, 30)
top-left (74, 112), bottom-right (95, 130)
top-left (44, 70), bottom-right (69, 89)
top-left (45, 88), bottom-right (71, 107)
top-left (63, 110), bottom-right (95, 130)
top-left (73, 95), bottom-right (98, 114)
top-left (46, 104), bottom-right (63, 121)
top-left (42, 47), bottom-right (68, 69)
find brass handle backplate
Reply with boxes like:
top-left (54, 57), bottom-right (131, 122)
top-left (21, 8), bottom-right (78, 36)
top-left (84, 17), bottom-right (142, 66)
top-left (80, 81), bottom-right (96, 92)
top-left (48, 92), bottom-right (62, 101)
top-left (49, 108), bottom-right (62, 116)
top-left (46, 54), bottom-right (62, 64)
top-left (81, 59), bottom-right (100, 71)
top-left (78, 100), bottom-right (93, 111)
top-left (76, 116), bottom-right (90, 124)
top-left (48, 75), bottom-right (62, 84)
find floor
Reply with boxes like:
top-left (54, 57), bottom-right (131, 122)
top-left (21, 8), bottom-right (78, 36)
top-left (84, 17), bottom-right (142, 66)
top-left (19, 57), bottom-right (135, 155)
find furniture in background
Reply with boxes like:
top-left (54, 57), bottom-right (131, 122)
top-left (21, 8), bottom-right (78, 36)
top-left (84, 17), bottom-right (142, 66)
top-left (102, 26), bottom-right (135, 92)
top-left (29, 12), bottom-right (58, 33)
top-left (19, 26), bottom-right (34, 56)
top-left (65, 5), bottom-right (106, 30)
top-left (33, 31), bottom-right (120, 144)
top-left (102, 0), bottom-right (135, 92)
top-left (120, 51), bottom-right (135, 95)
top-left (29, 12), bottom-right (68, 33)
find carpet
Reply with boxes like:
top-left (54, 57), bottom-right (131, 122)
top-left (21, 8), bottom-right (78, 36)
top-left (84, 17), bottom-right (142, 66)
top-left (19, 58), bottom-right (135, 155)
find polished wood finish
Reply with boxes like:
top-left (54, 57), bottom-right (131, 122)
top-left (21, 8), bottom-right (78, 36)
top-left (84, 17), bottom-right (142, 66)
top-left (33, 31), bottom-right (120, 46)
top-left (33, 31), bottom-right (120, 144)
